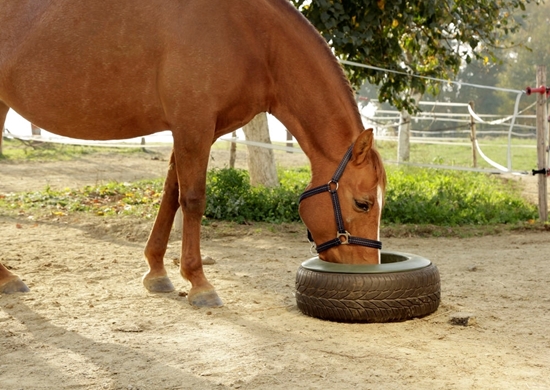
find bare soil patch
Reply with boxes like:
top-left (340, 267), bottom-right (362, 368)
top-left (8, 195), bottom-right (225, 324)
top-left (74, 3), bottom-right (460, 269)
top-left (1, 147), bottom-right (549, 389)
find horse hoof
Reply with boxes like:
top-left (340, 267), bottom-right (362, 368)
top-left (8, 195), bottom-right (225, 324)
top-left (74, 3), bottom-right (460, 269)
top-left (142, 274), bottom-right (175, 293)
top-left (189, 289), bottom-right (224, 308)
top-left (0, 277), bottom-right (30, 294)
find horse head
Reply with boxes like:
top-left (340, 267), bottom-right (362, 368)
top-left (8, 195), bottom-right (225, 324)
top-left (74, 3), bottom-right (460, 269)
top-left (299, 129), bottom-right (386, 265)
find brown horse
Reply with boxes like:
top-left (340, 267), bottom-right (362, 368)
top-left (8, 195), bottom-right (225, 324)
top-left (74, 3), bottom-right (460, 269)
top-left (0, 0), bottom-right (386, 307)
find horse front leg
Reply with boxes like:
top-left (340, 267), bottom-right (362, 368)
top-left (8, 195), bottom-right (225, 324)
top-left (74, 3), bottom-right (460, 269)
top-left (173, 134), bottom-right (222, 308)
top-left (142, 151), bottom-right (179, 293)
top-left (142, 137), bottom-right (221, 308)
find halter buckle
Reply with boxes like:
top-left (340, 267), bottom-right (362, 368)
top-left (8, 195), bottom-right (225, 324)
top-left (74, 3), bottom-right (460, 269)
top-left (309, 241), bottom-right (318, 255)
top-left (327, 180), bottom-right (339, 193)
top-left (337, 231), bottom-right (351, 245)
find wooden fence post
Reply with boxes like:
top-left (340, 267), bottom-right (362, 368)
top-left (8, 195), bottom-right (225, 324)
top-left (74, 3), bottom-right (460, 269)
top-left (31, 123), bottom-right (41, 136)
top-left (535, 66), bottom-right (548, 222)
top-left (286, 130), bottom-right (293, 153)
top-left (469, 101), bottom-right (477, 168)
top-left (174, 208), bottom-right (183, 233)
top-left (229, 131), bottom-right (237, 168)
top-left (397, 110), bottom-right (411, 162)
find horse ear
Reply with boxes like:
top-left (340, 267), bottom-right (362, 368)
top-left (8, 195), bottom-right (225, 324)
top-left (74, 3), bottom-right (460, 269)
top-left (352, 129), bottom-right (374, 165)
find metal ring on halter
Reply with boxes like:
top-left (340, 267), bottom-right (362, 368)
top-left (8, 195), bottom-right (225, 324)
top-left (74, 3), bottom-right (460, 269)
top-left (327, 180), bottom-right (339, 193)
top-left (337, 231), bottom-right (350, 245)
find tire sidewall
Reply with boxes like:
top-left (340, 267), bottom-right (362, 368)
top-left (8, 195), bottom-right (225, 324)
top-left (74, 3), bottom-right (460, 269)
top-left (295, 253), bottom-right (441, 323)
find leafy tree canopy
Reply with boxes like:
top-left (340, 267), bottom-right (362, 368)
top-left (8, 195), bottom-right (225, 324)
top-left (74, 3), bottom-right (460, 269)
top-left (292, 0), bottom-right (538, 112)
top-left (495, 1), bottom-right (550, 112)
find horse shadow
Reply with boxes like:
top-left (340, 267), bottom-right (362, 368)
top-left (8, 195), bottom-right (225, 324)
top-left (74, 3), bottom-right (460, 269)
top-left (0, 297), bottom-right (217, 389)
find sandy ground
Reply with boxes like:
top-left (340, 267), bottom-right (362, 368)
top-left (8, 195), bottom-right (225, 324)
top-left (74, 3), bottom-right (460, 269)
top-left (1, 146), bottom-right (550, 390)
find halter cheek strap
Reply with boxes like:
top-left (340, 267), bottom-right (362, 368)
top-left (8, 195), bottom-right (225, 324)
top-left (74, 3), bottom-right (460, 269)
top-left (299, 144), bottom-right (382, 254)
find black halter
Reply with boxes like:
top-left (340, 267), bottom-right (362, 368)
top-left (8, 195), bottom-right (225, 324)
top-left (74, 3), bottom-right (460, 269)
top-left (299, 144), bottom-right (382, 254)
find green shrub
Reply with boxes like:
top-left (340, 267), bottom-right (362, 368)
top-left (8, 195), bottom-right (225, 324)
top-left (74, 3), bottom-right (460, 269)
top-left (204, 168), bottom-right (304, 223)
top-left (203, 166), bottom-right (537, 226)
top-left (383, 167), bottom-right (537, 225)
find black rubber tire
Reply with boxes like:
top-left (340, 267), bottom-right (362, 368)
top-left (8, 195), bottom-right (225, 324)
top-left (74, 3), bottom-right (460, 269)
top-left (295, 262), bottom-right (440, 323)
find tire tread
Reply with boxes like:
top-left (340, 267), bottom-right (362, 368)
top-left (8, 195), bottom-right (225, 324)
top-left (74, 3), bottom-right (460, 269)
top-left (295, 264), bottom-right (441, 322)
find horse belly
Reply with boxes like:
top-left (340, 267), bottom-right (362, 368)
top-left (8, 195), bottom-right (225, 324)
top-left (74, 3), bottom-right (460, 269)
top-left (3, 69), bottom-right (169, 140)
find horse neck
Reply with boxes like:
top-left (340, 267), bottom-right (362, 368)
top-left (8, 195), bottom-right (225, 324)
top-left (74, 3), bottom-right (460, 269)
top-left (265, 1), bottom-right (364, 182)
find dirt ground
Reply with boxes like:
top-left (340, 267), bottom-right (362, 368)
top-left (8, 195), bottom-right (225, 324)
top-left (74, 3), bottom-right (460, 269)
top-left (1, 146), bottom-right (549, 390)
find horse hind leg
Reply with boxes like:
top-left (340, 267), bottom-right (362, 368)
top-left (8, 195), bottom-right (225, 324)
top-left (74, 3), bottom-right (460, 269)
top-left (0, 102), bottom-right (29, 293)
top-left (142, 151), bottom-right (178, 293)
top-left (0, 262), bottom-right (30, 294)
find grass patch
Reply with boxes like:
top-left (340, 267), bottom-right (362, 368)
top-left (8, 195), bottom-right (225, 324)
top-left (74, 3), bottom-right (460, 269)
top-left (0, 165), bottom-right (538, 236)
top-left (0, 181), bottom-right (164, 219)
top-left (375, 137), bottom-right (537, 172)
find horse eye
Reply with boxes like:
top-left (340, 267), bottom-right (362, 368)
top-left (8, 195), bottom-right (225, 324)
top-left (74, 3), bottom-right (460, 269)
top-left (354, 199), bottom-right (371, 212)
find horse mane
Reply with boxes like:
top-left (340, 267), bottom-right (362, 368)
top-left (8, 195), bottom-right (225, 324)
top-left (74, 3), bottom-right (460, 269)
top-left (273, 0), bottom-right (362, 126)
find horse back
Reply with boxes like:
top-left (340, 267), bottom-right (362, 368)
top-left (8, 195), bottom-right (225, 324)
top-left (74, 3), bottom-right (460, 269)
top-left (0, 0), bottom-right (280, 138)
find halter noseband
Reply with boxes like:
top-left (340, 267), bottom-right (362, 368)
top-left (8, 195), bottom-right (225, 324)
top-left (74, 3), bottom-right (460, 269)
top-left (299, 144), bottom-right (382, 254)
